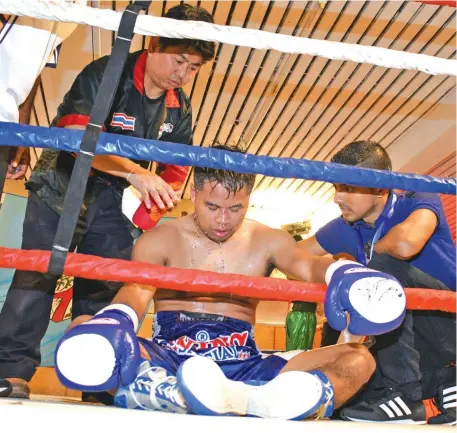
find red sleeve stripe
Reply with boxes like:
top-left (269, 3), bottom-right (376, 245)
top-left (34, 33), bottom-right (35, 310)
top-left (56, 114), bottom-right (96, 176)
top-left (56, 114), bottom-right (90, 128)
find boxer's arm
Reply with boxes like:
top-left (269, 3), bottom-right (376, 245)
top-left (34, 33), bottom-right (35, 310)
top-left (110, 283), bottom-right (155, 323)
top-left (108, 225), bottom-right (176, 319)
top-left (268, 229), bottom-right (405, 335)
top-left (298, 234), bottom-right (355, 263)
top-left (66, 225), bottom-right (173, 331)
top-left (268, 229), bottom-right (335, 283)
top-left (374, 209), bottom-right (437, 260)
top-left (297, 235), bottom-right (329, 256)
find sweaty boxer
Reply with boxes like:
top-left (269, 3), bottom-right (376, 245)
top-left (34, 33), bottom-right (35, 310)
top-left (55, 144), bottom-right (407, 420)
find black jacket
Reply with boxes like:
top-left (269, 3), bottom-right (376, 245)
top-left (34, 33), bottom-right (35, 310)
top-left (28, 50), bottom-right (193, 214)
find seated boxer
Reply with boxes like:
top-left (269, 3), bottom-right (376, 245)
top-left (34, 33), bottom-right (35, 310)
top-left (55, 145), bottom-right (407, 420)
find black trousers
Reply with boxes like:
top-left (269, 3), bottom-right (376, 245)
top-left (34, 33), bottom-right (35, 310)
top-left (0, 191), bottom-right (135, 381)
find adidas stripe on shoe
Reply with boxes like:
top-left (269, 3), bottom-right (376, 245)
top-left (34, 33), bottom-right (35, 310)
top-left (341, 391), bottom-right (426, 424)
top-left (428, 385), bottom-right (456, 426)
top-left (442, 385), bottom-right (457, 411)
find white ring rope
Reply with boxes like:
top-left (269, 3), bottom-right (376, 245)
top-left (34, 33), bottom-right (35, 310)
top-left (1, 0), bottom-right (456, 77)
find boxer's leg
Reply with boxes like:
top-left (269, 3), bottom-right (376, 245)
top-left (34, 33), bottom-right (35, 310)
top-left (114, 338), bottom-right (189, 413)
top-left (279, 342), bottom-right (375, 408)
top-left (177, 354), bottom-right (329, 420)
top-left (177, 343), bottom-right (374, 420)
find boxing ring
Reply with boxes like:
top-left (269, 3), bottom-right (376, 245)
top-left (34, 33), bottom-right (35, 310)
top-left (0, 1), bottom-right (456, 431)
top-left (4, 398), bottom-right (454, 433)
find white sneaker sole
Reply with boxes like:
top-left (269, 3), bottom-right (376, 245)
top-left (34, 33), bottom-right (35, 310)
top-left (343, 415), bottom-right (427, 425)
top-left (177, 355), bottom-right (324, 420)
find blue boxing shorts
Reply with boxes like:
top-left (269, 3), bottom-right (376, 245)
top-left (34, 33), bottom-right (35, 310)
top-left (138, 311), bottom-right (300, 382)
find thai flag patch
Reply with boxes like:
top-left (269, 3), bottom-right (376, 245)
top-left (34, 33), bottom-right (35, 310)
top-left (110, 112), bottom-right (136, 131)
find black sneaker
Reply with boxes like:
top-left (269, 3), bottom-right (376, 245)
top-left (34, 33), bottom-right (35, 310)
top-left (340, 389), bottom-right (426, 424)
top-left (0, 378), bottom-right (29, 399)
top-left (428, 384), bottom-right (456, 426)
top-left (0, 379), bottom-right (12, 397)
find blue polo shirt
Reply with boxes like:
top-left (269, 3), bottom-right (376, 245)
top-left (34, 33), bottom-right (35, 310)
top-left (315, 192), bottom-right (456, 291)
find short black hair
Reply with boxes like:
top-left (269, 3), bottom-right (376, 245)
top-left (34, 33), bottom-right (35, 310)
top-left (331, 140), bottom-right (392, 170)
top-left (194, 144), bottom-right (256, 196)
top-left (160, 4), bottom-right (216, 63)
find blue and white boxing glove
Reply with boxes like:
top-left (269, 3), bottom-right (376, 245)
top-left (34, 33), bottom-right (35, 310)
top-left (324, 260), bottom-right (406, 336)
top-left (55, 304), bottom-right (141, 391)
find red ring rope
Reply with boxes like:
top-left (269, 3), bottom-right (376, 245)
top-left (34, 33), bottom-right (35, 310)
top-left (0, 247), bottom-right (455, 313)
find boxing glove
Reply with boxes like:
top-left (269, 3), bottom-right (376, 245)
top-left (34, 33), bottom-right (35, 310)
top-left (324, 260), bottom-right (406, 336)
top-left (55, 304), bottom-right (141, 391)
top-left (132, 164), bottom-right (189, 230)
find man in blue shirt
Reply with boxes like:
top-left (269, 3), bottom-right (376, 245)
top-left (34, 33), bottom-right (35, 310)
top-left (299, 141), bottom-right (456, 425)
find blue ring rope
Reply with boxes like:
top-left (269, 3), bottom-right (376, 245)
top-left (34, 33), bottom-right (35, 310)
top-left (0, 122), bottom-right (455, 195)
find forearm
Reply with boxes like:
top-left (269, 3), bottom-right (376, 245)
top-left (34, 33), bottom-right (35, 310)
top-left (67, 314), bottom-right (93, 331)
top-left (111, 283), bottom-right (156, 320)
top-left (64, 124), bottom-right (150, 179)
top-left (288, 255), bottom-right (336, 283)
top-left (6, 78), bottom-right (41, 164)
top-left (91, 154), bottom-right (149, 179)
top-left (374, 227), bottom-right (416, 260)
top-left (66, 284), bottom-right (155, 332)
top-left (276, 236), bottom-right (336, 283)
top-left (308, 256), bottom-right (336, 283)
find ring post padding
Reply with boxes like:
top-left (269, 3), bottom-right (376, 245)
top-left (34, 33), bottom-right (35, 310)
top-left (47, 1), bottom-right (151, 275)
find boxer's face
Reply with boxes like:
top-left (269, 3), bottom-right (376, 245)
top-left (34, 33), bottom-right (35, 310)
top-left (191, 181), bottom-right (250, 243)
top-left (146, 43), bottom-right (203, 92)
top-left (333, 184), bottom-right (384, 224)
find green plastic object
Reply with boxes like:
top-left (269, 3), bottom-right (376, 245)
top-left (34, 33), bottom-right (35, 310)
top-left (285, 301), bottom-right (317, 351)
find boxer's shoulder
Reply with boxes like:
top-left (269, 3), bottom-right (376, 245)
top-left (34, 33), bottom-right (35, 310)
top-left (133, 219), bottom-right (183, 262)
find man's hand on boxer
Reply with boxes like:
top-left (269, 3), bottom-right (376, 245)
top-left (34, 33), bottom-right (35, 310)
top-left (128, 168), bottom-right (179, 210)
top-left (324, 260), bottom-right (406, 336)
top-left (55, 305), bottom-right (141, 391)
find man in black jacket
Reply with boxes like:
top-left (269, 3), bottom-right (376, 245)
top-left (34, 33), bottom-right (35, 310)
top-left (0, 3), bottom-right (215, 398)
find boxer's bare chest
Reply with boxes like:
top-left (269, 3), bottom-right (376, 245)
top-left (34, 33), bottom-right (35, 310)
top-left (154, 222), bottom-right (271, 317)
top-left (168, 227), bottom-right (271, 277)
